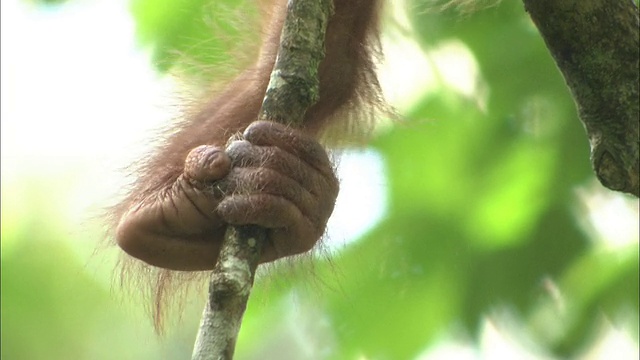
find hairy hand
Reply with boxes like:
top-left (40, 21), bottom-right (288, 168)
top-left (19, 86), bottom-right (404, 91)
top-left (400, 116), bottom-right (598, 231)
top-left (116, 121), bottom-right (339, 270)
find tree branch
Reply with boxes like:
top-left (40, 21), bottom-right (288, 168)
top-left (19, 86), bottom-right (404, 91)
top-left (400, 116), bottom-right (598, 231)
top-left (523, 0), bottom-right (639, 197)
top-left (191, 1), bottom-right (333, 359)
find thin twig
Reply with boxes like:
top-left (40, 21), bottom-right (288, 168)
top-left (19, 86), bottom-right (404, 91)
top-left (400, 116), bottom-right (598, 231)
top-left (191, 1), bottom-right (334, 359)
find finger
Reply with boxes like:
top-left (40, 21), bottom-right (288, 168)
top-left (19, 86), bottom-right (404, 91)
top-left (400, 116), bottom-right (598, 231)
top-left (243, 121), bottom-right (334, 176)
top-left (158, 177), bottom-right (225, 233)
top-left (261, 226), bottom-right (318, 263)
top-left (225, 140), bottom-right (336, 196)
top-left (217, 194), bottom-right (320, 257)
top-left (184, 145), bottom-right (231, 183)
top-left (220, 167), bottom-right (318, 222)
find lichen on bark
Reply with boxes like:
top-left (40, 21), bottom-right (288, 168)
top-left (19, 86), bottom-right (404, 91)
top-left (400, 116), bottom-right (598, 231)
top-left (524, 0), bottom-right (639, 197)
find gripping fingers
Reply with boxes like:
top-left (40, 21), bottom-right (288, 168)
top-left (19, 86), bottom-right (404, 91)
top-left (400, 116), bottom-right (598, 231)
top-left (215, 121), bottom-right (340, 262)
top-left (217, 194), bottom-right (320, 259)
top-left (243, 121), bottom-right (335, 177)
top-left (221, 167), bottom-right (319, 223)
top-left (226, 139), bottom-right (338, 197)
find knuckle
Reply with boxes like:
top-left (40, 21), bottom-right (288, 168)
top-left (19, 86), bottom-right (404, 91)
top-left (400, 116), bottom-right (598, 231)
top-left (184, 145), bottom-right (230, 182)
top-left (225, 139), bottom-right (252, 159)
top-left (243, 120), bottom-right (274, 138)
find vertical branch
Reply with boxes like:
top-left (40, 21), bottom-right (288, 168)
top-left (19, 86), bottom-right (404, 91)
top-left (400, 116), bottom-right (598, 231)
top-left (191, 1), bottom-right (334, 359)
top-left (524, 0), bottom-right (639, 197)
top-left (259, 0), bottom-right (334, 126)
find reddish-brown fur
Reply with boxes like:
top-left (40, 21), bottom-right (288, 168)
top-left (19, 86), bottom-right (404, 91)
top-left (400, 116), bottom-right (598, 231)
top-left (110, 0), bottom-right (384, 326)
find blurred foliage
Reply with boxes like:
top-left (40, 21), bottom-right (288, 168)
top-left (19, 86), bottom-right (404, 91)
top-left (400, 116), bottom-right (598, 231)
top-left (130, 0), bottom-right (261, 85)
top-left (4, 0), bottom-right (638, 359)
top-left (24, 0), bottom-right (70, 5)
top-left (237, 1), bottom-right (637, 358)
top-left (2, 237), bottom-right (108, 359)
top-left (1, 177), bottom-right (205, 359)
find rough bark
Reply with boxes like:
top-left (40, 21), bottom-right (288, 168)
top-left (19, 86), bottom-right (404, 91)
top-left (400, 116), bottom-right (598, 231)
top-left (191, 1), bottom-right (333, 359)
top-left (259, 0), bottom-right (334, 125)
top-left (523, 0), bottom-right (639, 197)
